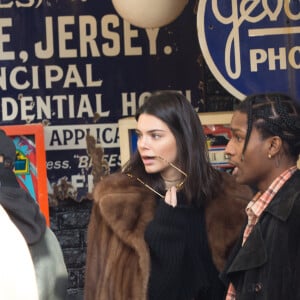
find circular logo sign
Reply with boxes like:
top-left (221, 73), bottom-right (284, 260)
top-left (197, 1), bottom-right (300, 102)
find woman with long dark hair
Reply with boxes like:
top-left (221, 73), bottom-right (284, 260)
top-left (85, 90), bottom-right (252, 300)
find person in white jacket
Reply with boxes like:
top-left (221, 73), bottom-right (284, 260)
top-left (0, 129), bottom-right (68, 300)
top-left (0, 204), bottom-right (38, 300)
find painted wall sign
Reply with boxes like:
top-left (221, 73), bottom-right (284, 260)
top-left (0, 0), bottom-right (201, 201)
top-left (197, 0), bottom-right (300, 102)
top-left (2, 124), bottom-right (49, 225)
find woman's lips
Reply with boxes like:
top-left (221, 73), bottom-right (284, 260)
top-left (141, 156), bottom-right (156, 165)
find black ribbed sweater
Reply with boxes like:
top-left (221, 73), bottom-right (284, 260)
top-left (144, 194), bottom-right (226, 300)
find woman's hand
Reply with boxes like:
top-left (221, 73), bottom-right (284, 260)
top-left (164, 186), bottom-right (177, 207)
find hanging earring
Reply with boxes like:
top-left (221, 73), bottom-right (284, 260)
top-left (268, 153), bottom-right (272, 159)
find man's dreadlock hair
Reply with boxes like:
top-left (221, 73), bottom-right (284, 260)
top-left (236, 93), bottom-right (300, 161)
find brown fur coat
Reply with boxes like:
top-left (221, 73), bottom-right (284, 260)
top-left (84, 172), bottom-right (252, 300)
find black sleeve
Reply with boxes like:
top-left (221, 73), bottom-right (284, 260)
top-left (144, 199), bottom-right (209, 300)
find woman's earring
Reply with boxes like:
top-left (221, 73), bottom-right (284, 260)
top-left (268, 153), bottom-right (272, 159)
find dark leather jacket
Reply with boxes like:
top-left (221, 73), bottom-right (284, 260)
top-left (221, 170), bottom-right (300, 300)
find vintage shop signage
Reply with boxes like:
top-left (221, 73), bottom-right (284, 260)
top-left (0, 0), bottom-right (201, 201)
top-left (197, 0), bottom-right (300, 102)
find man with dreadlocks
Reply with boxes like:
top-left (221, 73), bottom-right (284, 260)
top-left (221, 93), bottom-right (300, 300)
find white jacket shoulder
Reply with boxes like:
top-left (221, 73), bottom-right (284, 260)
top-left (0, 205), bottom-right (38, 300)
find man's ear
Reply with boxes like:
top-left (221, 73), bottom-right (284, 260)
top-left (268, 136), bottom-right (282, 156)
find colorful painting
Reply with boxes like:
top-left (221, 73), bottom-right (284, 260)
top-left (1, 124), bottom-right (49, 225)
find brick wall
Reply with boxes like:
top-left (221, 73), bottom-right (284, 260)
top-left (50, 200), bottom-right (93, 299)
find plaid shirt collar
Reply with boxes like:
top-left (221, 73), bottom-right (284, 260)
top-left (246, 166), bottom-right (297, 222)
